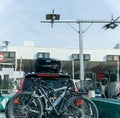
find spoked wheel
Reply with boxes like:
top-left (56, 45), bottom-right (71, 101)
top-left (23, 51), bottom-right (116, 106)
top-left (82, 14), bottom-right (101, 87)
top-left (62, 95), bottom-right (99, 118)
top-left (7, 92), bottom-right (43, 118)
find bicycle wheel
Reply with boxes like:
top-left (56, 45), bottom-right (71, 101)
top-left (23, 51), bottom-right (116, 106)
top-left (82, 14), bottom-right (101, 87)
top-left (7, 92), bottom-right (43, 118)
top-left (61, 95), bottom-right (99, 118)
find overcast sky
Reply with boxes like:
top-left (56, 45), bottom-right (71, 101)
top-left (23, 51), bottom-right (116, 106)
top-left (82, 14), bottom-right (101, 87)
top-left (0, 0), bottom-right (120, 49)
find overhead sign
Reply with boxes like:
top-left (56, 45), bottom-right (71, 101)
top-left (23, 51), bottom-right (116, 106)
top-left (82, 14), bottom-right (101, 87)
top-left (0, 52), bottom-right (5, 62)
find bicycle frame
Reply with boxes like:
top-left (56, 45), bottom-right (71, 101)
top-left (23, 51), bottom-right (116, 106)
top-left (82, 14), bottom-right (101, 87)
top-left (6, 75), bottom-right (99, 118)
top-left (29, 78), bottom-right (87, 117)
top-left (38, 86), bottom-right (69, 115)
top-left (31, 81), bottom-right (72, 117)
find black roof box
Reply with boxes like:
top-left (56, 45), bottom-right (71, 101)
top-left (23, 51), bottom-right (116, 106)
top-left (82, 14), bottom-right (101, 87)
top-left (34, 58), bottom-right (61, 73)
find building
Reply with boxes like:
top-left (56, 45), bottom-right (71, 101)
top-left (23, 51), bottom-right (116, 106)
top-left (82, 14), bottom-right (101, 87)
top-left (0, 40), bottom-right (120, 81)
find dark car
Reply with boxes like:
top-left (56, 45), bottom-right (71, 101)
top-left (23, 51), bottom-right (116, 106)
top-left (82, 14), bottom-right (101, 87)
top-left (5, 72), bottom-right (71, 118)
top-left (5, 58), bottom-right (72, 117)
top-left (18, 58), bottom-right (70, 92)
top-left (18, 72), bottom-right (71, 93)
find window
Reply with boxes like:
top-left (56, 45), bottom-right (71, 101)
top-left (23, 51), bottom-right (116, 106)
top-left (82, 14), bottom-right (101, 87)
top-left (113, 55), bottom-right (119, 61)
top-left (4, 52), bottom-right (9, 58)
top-left (84, 54), bottom-right (90, 61)
top-left (37, 52), bottom-right (50, 59)
top-left (23, 76), bottom-right (69, 91)
top-left (37, 53), bottom-right (44, 58)
top-left (107, 55), bottom-right (113, 61)
top-left (9, 52), bottom-right (15, 58)
top-left (72, 54), bottom-right (90, 61)
top-left (0, 51), bottom-right (16, 58)
top-left (107, 55), bottom-right (120, 61)
top-left (72, 54), bottom-right (79, 60)
top-left (44, 53), bottom-right (50, 58)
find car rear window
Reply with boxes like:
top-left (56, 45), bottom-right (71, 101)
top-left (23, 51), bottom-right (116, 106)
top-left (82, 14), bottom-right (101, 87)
top-left (22, 77), bottom-right (69, 91)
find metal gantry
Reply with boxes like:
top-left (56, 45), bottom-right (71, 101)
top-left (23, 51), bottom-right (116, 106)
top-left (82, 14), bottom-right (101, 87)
top-left (41, 11), bottom-right (120, 87)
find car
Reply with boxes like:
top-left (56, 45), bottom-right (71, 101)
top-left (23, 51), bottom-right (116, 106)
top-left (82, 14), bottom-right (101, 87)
top-left (5, 71), bottom-right (75, 118)
top-left (18, 72), bottom-right (71, 93)
top-left (18, 58), bottom-right (71, 93)
top-left (5, 58), bottom-right (73, 117)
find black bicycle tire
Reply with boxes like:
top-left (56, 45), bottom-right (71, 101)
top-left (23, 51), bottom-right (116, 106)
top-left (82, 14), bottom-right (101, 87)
top-left (7, 92), bottom-right (43, 118)
top-left (62, 95), bottom-right (99, 118)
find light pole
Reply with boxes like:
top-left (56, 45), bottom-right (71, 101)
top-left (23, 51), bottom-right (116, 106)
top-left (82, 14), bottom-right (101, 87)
top-left (72, 58), bottom-right (75, 79)
top-left (41, 11), bottom-right (120, 89)
top-left (78, 22), bottom-right (84, 81)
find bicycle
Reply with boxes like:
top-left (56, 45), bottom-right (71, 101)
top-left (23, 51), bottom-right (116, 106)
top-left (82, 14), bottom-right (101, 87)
top-left (7, 77), bottom-right (99, 118)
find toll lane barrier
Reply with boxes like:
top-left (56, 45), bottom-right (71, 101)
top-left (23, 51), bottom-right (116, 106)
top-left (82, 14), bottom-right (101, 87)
top-left (91, 98), bottom-right (120, 118)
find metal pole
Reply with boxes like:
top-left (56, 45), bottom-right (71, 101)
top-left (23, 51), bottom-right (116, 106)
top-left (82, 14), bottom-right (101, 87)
top-left (72, 58), bottom-right (75, 79)
top-left (78, 22), bottom-right (85, 90)
top-left (78, 22), bottom-right (84, 80)
top-left (41, 20), bottom-right (120, 24)
top-left (15, 54), bottom-right (17, 79)
top-left (117, 60), bottom-right (120, 90)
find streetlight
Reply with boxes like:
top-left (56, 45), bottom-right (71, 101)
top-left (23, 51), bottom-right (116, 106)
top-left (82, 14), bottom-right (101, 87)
top-left (102, 16), bottom-right (119, 30)
top-left (41, 10), bottom-right (120, 90)
top-left (103, 22), bottom-right (118, 30)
